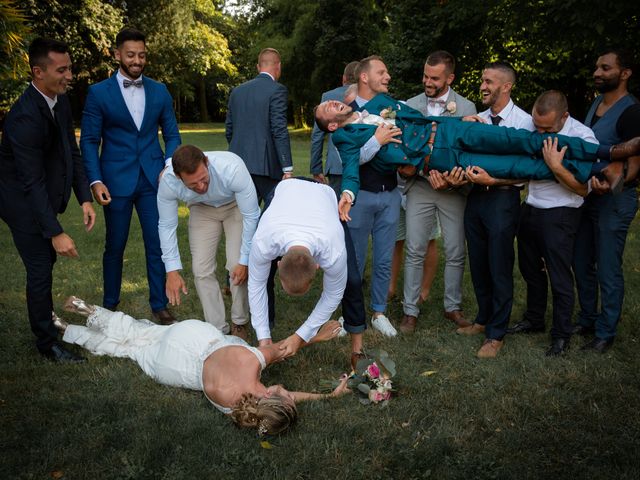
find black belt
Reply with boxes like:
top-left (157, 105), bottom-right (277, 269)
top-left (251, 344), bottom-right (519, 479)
top-left (361, 183), bottom-right (396, 193)
top-left (471, 184), bottom-right (523, 193)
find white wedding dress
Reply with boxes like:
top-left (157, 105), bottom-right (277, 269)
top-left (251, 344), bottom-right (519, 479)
top-left (63, 307), bottom-right (265, 413)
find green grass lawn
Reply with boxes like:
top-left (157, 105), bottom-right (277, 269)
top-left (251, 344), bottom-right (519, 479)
top-left (1, 125), bottom-right (640, 479)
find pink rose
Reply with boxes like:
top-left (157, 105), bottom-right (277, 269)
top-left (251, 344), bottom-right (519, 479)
top-left (368, 389), bottom-right (392, 403)
top-left (366, 363), bottom-right (380, 379)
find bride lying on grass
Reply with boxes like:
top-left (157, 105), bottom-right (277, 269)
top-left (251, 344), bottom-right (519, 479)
top-left (60, 297), bottom-right (349, 436)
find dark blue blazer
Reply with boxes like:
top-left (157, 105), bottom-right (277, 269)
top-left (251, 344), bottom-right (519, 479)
top-left (0, 85), bottom-right (91, 237)
top-left (80, 73), bottom-right (181, 197)
top-left (225, 73), bottom-right (292, 179)
top-left (310, 85), bottom-right (349, 175)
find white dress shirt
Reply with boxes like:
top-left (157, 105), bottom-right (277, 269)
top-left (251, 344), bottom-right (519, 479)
top-left (116, 70), bottom-right (145, 130)
top-left (478, 99), bottom-right (534, 130)
top-left (425, 89), bottom-right (449, 117)
top-left (526, 116), bottom-right (598, 209)
top-left (479, 99), bottom-right (534, 189)
top-left (248, 179), bottom-right (347, 342)
top-left (157, 151), bottom-right (260, 271)
top-left (32, 82), bottom-right (57, 117)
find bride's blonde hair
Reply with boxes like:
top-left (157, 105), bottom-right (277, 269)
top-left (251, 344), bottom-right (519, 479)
top-left (230, 393), bottom-right (297, 436)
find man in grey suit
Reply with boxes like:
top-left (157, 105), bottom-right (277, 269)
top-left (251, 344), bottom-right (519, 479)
top-left (225, 48), bottom-right (293, 203)
top-left (310, 61), bottom-right (359, 197)
top-left (400, 50), bottom-right (477, 334)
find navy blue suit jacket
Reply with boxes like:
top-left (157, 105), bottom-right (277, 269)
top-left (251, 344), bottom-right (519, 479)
top-left (0, 85), bottom-right (91, 237)
top-left (80, 73), bottom-right (180, 197)
top-left (310, 85), bottom-right (348, 175)
top-left (225, 73), bottom-right (292, 179)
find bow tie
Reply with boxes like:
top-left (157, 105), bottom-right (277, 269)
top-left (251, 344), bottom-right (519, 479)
top-left (428, 99), bottom-right (446, 107)
top-left (123, 78), bottom-right (143, 88)
top-left (360, 109), bottom-right (369, 118)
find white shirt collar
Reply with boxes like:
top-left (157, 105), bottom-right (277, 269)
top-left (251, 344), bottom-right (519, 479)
top-left (490, 99), bottom-right (515, 119)
top-left (355, 95), bottom-right (369, 108)
top-left (259, 71), bottom-right (275, 81)
top-left (116, 70), bottom-right (144, 87)
top-left (31, 82), bottom-right (57, 112)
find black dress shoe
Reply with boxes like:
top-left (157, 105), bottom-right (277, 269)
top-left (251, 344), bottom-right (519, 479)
top-left (546, 338), bottom-right (570, 357)
top-left (507, 320), bottom-right (545, 334)
top-left (572, 324), bottom-right (595, 336)
top-left (152, 309), bottom-right (177, 325)
top-left (41, 343), bottom-right (87, 363)
top-left (581, 337), bottom-right (614, 353)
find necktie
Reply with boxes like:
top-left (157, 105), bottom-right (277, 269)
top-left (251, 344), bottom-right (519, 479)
top-left (123, 78), bottom-right (143, 88)
top-left (490, 115), bottom-right (502, 125)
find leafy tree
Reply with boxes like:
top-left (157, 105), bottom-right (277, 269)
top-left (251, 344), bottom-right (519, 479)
top-left (245, 0), bottom-right (387, 127)
top-left (125, 0), bottom-right (237, 121)
top-left (0, 0), bottom-right (31, 114)
top-left (382, 0), bottom-right (639, 117)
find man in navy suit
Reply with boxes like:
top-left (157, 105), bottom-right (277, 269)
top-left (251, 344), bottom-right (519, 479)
top-left (81, 28), bottom-right (181, 323)
top-left (0, 38), bottom-right (95, 362)
top-left (225, 48), bottom-right (293, 203)
top-left (309, 61), bottom-right (359, 196)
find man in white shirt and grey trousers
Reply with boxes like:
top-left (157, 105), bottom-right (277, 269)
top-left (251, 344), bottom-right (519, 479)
top-left (157, 145), bottom-right (261, 340)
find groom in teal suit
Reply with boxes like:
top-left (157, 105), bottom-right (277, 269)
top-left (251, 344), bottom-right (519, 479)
top-left (314, 94), bottom-right (624, 201)
top-left (81, 28), bottom-right (181, 323)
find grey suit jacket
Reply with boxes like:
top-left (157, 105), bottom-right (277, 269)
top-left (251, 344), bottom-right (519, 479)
top-left (309, 85), bottom-right (348, 175)
top-left (404, 88), bottom-right (477, 192)
top-left (225, 73), bottom-right (293, 179)
top-left (405, 88), bottom-right (477, 118)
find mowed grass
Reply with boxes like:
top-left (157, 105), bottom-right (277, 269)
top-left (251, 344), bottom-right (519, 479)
top-left (1, 124), bottom-right (640, 479)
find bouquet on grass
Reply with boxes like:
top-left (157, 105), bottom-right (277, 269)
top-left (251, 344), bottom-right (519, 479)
top-left (322, 349), bottom-right (396, 406)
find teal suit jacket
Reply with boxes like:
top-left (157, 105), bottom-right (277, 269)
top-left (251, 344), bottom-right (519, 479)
top-left (333, 94), bottom-right (598, 197)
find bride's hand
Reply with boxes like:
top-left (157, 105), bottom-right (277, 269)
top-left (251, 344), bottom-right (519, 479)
top-left (330, 374), bottom-right (351, 397)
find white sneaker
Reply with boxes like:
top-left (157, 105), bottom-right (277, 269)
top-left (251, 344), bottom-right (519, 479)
top-left (337, 317), bottom-right (348, 337)
top-left (371, 314), bottom-right (397, 337)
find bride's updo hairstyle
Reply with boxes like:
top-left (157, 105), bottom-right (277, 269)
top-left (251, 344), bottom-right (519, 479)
top-left (231, 393), bottom-right (297, 435)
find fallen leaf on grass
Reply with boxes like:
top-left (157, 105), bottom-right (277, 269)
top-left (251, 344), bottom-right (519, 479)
top-left (401, 421), bottom-right (411, 428)
top-left (51, 471), bottom-right (64, 479)
top-left (420, 370), bottom-right (437, 377)
top-left (260, 441), bottom-right (273, 449)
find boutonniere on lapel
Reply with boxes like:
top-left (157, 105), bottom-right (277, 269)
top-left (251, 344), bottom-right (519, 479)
top-left (380, 103), bottom-right (400, 120)
top-left (446, 101), bottom-right (457, 114)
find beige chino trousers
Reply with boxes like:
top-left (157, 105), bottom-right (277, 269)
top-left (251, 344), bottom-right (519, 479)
top-left (188, 202), bottom-right (249, 332)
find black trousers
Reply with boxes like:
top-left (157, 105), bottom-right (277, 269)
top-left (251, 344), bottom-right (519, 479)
top-left (464, 187), bottom-right (520, 340)
top-left (251, 174), bottom-right (280, 206)
top-left (518, 204), bottom-right (582, 340)
top-left (9, 227), bottom-right (59, 351)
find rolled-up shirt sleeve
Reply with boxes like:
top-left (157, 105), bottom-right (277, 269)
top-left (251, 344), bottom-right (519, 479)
top-left (295, 249), bottom-right (347, 342)
top-left (157, 179), bottom-right (182, 272)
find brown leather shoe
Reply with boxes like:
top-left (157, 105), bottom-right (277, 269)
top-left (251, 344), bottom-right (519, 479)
top-left (444, 310), bottom-right (471, 328)
top-left (399, 314), bottom-right (417, 334)
top-left (231, 323), bottom-right (249, 341)
top-left (456, 323), bottom-right (485, 335)
top-left (152, 309), bottom-right (177, 325)
top-left (477, 339), bottom-right (503, 358)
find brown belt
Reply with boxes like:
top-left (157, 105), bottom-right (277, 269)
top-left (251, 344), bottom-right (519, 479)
top-left (420, 122), bottom-right (438, 177)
